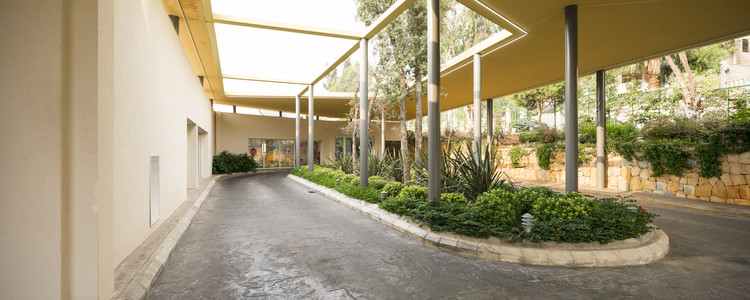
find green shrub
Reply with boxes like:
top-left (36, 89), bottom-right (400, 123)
top-left (341, 174), bottom-right (358, 185)
top-left (515, 186), bottom-right (554, 213)
top-left (212, 151), bottom-right (258, 174)
top-left (368, 176), bottom-right (387, 189)
top-left (529, 194), bottom-right (656, 243)
top-left (294, 163), bottom-right (657, 244)
top-left (518, 131), bottom-right (542, 143)
top-left (440, 193), bottom-right (467, 205)
top-left (473, 189), bottom-right (522, 228)
top-left (578, 122), bottom-right (597, 144)
top-left (380, 196), bottom-right (428, 216)
top-left (398, 185), bottom-right (428, 200)
top-left (330, 169), bottom-right (347, 180)
top-left (642, 139), bottom-right (690, 177)
top-left (336, 183), bottom-right (380, 203)
top-left (529, 193), bottom-right (600, 242)
top-left (535, 142), bottom-right (559, 170)
top-left (509, 146), bottom-right (526, 167)
top-left (383, 182), bottom-right (404, 197)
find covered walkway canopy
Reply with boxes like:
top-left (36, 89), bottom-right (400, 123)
top-left (164, 0), bottom-right (750, 120)
top-left (164, 0), bottom-right (750, 196)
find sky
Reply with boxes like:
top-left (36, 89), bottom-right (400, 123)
top-left (211, 0), bottom-right (370, 95)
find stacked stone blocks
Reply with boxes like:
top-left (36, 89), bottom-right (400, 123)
top-left (497, 147), bottom-right (750, 206)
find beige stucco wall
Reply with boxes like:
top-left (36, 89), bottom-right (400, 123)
top-left (0, 1), bottom-right (65, 298)
top-left (1, 0), bottom-right (212, 298)
top-left (111, 0), bottom-right (213, 270)
top-left (216, 112), bottom-right (401, 164)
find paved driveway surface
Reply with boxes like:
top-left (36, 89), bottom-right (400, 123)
top-left (147, 171), bottom-right (750, 299)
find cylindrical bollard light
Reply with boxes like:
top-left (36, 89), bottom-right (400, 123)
top-left (381, 190), bottom-right (388, 202)
top-left (521, 213), bottom-right (534, 234)
top-left (336, 179), bottom-right (341, 186)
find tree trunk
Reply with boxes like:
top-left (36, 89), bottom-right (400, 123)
top-left (666, 53), bottom-right (702, 118)
top-left (399, 75), bottom-right (410, 184)
top-left (414, 71), bottom-right (423, 185)
top-left (536, 99), bottom-right (543, 126)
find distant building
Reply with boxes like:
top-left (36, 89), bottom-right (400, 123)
top-left (721, 35), bottom-right (750, 87)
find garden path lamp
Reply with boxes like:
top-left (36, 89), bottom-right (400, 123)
top-left (522, 213), bottom-right (534, 234)
top-left (380, 190), bottom-right (388, 203)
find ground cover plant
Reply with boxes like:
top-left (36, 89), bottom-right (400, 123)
top-left (291, 165), bottom-right (657, 244)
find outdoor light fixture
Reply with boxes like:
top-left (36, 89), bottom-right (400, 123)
top-left (521, 213), bottom-right (534, 233)
top-left (381, 190), bottom-right (388, 202)
top-left (336, 179), bottom-right (341, 186)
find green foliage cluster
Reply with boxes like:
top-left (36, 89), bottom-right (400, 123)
top-left (368, 176), bottom-right (387, 189)
top-left (327, 153), bottom-right (354, 174)
top-left (535, 142), bottom-right (559, 170)
top-left (605, 117), bottom-right (750, 178)
top-left (367, 151), bottom-right (390, 178)
top-left (381, 186), bottom-right (656, 244)
top-left (383, 181), bottom-right (404, 197)
top-left (519, 128), bottom-right (561, 144)
top-left (508, 146), bottom-right (526, 167)
top-left (518, 131), bottom-right (542, 144)
top-left (730, 101), bottom-right (750, 124)
top-left (440, 193), bottom-right (467, 205)
top-left (291, 166), bottom-right (381, 203)
top-left (398, 185), bottom-right (428, 200)
top-left (641, 139), bottom-right (690, 177)
top-left (294, 165), bottom-right (657, 244)
top-left (606, 122), bottom-right (641, 161)
top-left (212, 151), bottom-right (258, 174)
top-left (415, 142), bottom-right (510, 201)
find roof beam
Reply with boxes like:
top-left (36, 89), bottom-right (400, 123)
top-left (212, 13), bottom-right (363, 40)
top-left (223, 74), bottom-right (309, 85)
top-left (363, 0), bottom-right (417, 39)
top-left (301, 0), bottom-right (418, 96)
top-left (457, 0), bottom-right (526, 36)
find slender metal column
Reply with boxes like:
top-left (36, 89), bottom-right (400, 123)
top-left (427, 0), bottom-right (441, 202)
top-left (564, 5), bottom-right (578, 193)
top-left (596, 70), bottom-right (607, 189)
top-left (308, 85), bottom-right (314, 172)
top-left (487, 98), bottom-right (493, 143)
top-left (473, 53), bottom-right (482, 159)
top-left (360, 38), bottom-right (369, 187)
top-left (295, 95), bottom-right (300, 168)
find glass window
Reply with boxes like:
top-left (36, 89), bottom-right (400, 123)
top-left (252, 138), bottom-right (318, 168)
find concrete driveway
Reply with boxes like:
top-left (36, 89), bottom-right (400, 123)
top-left (147, 171), bottom-right (750, 299)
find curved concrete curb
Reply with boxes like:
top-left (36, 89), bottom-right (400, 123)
top-left (112, 175), bottom-right (222, 300)
top-left (289, 174), bottom-right (669, 267)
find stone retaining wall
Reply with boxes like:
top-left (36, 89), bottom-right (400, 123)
top-left (498, 147), bottom-right (750, 206)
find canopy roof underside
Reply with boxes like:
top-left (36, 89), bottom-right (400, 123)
top-left (163, 0), bottom-right (750, 120)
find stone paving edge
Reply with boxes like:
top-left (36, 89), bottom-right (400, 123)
top-left (288, 174), bottom-right (670, 267)
top-left (111, 175), bottom-right (223, 300)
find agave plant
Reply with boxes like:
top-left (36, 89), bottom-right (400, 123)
top-left (383, 150), bottom-right (404, 182)
top-left (327, 153), bottom-right (354, 174)
top-left (413, 142), bottom-right (465, 194)
top-left (452, 142), bottom-right (504, 200)
top-left (367, 151), bottom-right (390, 178)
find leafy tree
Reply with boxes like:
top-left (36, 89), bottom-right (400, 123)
top-left (356, 0), bottom-right (440, 184)
top-left (509, 83), bottom-right (564, 126)
top-left (327, 58), bottom-right (360, 92)
top-left (440, 1), bottom-right (500, 64)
